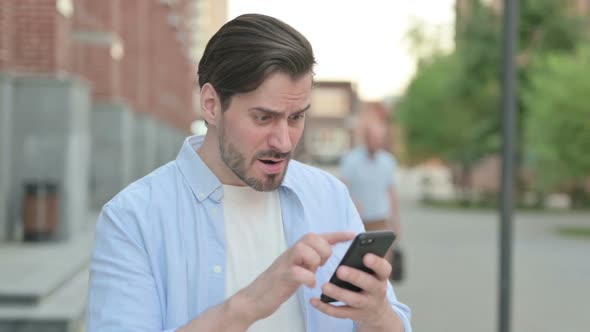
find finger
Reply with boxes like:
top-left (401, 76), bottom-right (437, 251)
top-left (320, 232), bottom-right (356, 245)
top-left (299, 233), bottom-right (333, 266)
top-left (335, 265), bottom-right (383, 295)
top-left (291, 242), bottom-right (322, 272)
top-left (321, 282), bottom-right (368, 308)
top-left (310, 298), bottom-right (358, 320)
top-left (290, 265), bottom-right (316, 288)
top-left (363, 253), bottom-right (392, 282)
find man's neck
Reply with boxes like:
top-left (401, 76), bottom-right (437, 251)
top-left (366, 146), bottom-right (377, 160)
top-left (196, 133), bottom-right (244, 186)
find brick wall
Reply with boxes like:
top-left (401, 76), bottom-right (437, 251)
top-left (72, 0), bottom-right (121, 100)
top-left (0, 0), bottom-right (197, 130)
top-left (1, 0), bottom-right (71, 73)
top-left (0, 2), bottom-right (13, 70)
top-left (148, 4), bottom-right (170, 122)
top-left (119, 0), bottom-right (149, 115)
top-left (147, 1), bottom-right (197, 132)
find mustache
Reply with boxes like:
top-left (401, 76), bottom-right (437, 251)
top-left (255, 150), bottom-right (291, 160)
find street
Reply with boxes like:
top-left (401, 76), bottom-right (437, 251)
top-left (393, 200), bottom-right (590, 332)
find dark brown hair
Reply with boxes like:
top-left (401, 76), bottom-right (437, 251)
top-left (198, 13), bottom-right (316, 110)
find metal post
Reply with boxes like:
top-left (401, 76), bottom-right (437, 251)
top-left (499, 0), bottom-right (518, 332)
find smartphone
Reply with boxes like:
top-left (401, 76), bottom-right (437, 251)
top-left (320, 230), bottom-right (396, 303)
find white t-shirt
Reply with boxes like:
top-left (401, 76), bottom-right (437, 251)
top-left (223, 185), bottom-right (305, 332)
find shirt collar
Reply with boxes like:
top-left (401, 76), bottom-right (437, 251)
top-left (281, 160), bottom-right (298, 192)
top-left (176, 135), bottom-right (223, 202)
top-left (360, 145), bottom-right (378, 160)
top-left (176, 135), bottom-right (299, 202)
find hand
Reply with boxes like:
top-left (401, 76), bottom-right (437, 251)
top-left (310, 253), bottom-right (396, 330)
top-left (238, 232), bottom-right (356, 323)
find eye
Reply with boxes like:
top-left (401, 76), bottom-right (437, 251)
top-left (254, 114), bottom-right (271, 122)
top-left (290, 113), bottom-right (305, 121)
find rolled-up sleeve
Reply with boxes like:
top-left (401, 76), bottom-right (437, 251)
top-left (343, 185), bottom-right (412, 331)
top-left (86, 205), bottom-right (177, 332)
top-left (387, 283), bottom-right (412, 332)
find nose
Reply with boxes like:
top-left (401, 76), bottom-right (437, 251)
top-left (268, 120), bottom-right (292, 153)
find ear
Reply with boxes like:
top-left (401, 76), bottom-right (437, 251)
top-left (200, 83), bottom-right (220, 127)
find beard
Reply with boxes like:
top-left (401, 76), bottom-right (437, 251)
top-left (219, 127), bottom-right (291, 192)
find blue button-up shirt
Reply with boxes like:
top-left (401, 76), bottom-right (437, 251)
top-left (339, 147), bottom-right (396, 222)
top-left (86, 135), bottom-right (412, 332)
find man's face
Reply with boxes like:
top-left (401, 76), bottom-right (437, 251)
top-left (365, 122), bottom-right (386, 153)
top-left (217, 71), bottom-right (312, 191)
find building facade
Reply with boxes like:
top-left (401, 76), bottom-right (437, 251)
top-left (302, 81), bottom-right (359, 164)
top-left (0, 0), bottom-right (207, 242)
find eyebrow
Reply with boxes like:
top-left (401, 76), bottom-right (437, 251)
top-left (248, 104), bottom-right (311, 116)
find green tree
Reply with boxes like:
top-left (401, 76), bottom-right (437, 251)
top-left (398, 1), bottom-right (501, 172)
top-left (517, 0), bottom-right (588, 187)
top-left (523, 46), bottom-right (590, 206)
top-left (398, 0), bottom-right (589, 200)
top-left (397, 54), bottom-right (459, 162)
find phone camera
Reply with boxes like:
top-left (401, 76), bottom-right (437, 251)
top-left (360, 238), bottom-right (374, 246)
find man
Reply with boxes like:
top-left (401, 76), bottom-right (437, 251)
top-left (86, 14), bottom-right (411, 332)
top-left (339, 118), bottom-right (401, 239)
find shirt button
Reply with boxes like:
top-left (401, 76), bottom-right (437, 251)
top-left (213, 265), bottom-right (222, 273)
top-left (198, 192), bottom-right (205, 199)
top-left (212, 207), bottom-right (217, 214)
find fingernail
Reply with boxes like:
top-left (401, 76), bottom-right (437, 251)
top-left (339, 267), bottom-right (348, 278)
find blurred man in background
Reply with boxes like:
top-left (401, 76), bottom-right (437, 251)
top-left (339, 116), bottom-right (402, 279)
top-left (86, 13), bottom-right (411, 332)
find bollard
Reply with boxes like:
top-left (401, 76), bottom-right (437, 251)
top-left (22, 182), bottom-right (60, 242)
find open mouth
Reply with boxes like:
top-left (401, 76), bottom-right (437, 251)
top-left (257, 158), bottom-right (285, 174)
top-left (259, 159), bottom-right (280, 165)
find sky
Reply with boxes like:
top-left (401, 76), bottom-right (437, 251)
top-left (228, 0), bottom-right (456, 101)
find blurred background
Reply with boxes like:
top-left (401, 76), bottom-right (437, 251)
top-left (0, 0), bottom-right (589, 331)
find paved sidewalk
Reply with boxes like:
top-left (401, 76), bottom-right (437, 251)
top-left (393, 201), bottom-right (590, 332)
top-left (0, 212), bottom-right (98, 332)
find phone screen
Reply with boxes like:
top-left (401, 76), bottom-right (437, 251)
top-left (321, 230), bottom-right (395, 303)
